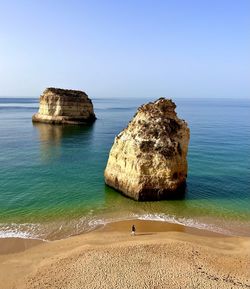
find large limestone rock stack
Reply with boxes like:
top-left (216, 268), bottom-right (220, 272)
top-left (104, 98), bottom-right (190, 201)
top-left (32, 88), bottom-right (96, 124)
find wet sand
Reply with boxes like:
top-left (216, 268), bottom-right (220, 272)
top-left (0, 237), bottom-right (43, 255)
top-left (0, 220), bottom-right (249, 289)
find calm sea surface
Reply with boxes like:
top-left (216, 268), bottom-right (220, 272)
top-left (0, 97), bottom-right (249, 240)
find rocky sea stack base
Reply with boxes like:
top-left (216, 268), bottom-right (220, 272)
top-left (32, 88), bottom-right (96, 125)
top-left (104, 98), bottom-right (190, 201)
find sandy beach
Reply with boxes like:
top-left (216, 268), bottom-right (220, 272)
top-left (0, 220), bottom-right (249, 289)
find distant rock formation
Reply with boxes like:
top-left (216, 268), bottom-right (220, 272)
top-left (32, 88), bottom-right (96, 124)
top-left (104, 98), bottom-right (190, 201)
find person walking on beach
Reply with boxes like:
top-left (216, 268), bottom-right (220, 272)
top-left (131, 224), bottom-right (136, 236)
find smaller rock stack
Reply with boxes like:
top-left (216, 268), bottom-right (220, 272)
top-left (32, 87), bottom-right (96, 124)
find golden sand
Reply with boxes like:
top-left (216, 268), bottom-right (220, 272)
top-left (0, 220), bottom-right (249, 289)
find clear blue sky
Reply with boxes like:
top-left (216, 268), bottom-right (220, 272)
top-left (0, 0), bottom-right (249, 98)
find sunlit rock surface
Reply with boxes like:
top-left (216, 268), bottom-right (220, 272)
top-left (104, 98), bottom-right (190, 201)
top-left (32, 88), bottom-right (96, 124)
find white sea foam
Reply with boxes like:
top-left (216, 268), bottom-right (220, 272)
top-left (88, 219), bottom-right (106, 228)
top-left (0, 229), bottom-right (33, 239)
top-left (0, 223), bottom-right (47, 241)
top-left (134, 213), bottom-right (234, 235)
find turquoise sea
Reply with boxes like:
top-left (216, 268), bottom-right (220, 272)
top-left (0, 97), bottom-right (249, 240)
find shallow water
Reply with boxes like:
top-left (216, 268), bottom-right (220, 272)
top-left (0, 97), bottom-right (249, 239)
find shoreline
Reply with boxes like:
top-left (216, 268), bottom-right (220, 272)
top-left (0, 219), bottom-right (249, 289)
top-left (1, 211), bottom-right (249, 243)
top-left (0, 218), bottom-right (228, 255)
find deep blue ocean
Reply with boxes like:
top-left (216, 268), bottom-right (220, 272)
top-left (0, 97), bottom-right (249, 240)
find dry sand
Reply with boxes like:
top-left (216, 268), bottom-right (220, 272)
top-left (0, 220), bottom-right (249, 289)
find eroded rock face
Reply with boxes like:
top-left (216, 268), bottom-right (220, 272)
top-left (104, 98), bottom-right (190, 201)
top-left (32, 88), bottom-right (96, 124)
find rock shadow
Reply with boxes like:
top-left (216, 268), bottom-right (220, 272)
top-left (104, 183), bottom-right (187, 202)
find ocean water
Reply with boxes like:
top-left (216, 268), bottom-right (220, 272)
top-left (0, 97), bottom-right (249, 240)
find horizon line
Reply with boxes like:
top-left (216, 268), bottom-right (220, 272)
top-left (0, 96), bottom-right (250, 100)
